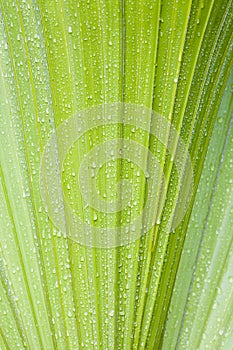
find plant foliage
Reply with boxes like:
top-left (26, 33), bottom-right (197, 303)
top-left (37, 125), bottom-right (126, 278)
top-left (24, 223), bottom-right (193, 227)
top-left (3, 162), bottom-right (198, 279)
top-left (0, 0), bottom-right (232, 349)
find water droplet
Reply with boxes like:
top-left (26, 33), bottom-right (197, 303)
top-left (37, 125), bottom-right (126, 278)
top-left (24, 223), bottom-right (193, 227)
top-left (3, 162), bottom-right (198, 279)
top-left (109, 310), bottom-right (114, 317)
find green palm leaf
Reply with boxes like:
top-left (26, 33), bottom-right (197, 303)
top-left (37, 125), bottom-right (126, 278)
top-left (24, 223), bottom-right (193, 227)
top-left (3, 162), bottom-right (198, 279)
top-left (0, 0), bottom-right (232, 349)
